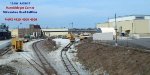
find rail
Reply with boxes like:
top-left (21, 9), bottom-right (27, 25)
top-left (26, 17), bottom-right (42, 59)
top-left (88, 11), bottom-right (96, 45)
top-left (20, 54), bottom-right (44, 75)
top-left (21, 41), bottom-right (57, 75)
top-left (32, 41), bottom-right (56, 75)
top-left (61, 43), bottom-right (79, 75)
top-left (0, 46), bottom-right (11, 56)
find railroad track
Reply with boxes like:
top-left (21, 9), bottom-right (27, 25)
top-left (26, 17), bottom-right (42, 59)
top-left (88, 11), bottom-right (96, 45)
top-left (32, 41), bottom-right (56, 75)
top-left (0, 46), bottom-right (11, 56)
top-left (21, 41), bottom-right (56, 75)
top-left (61, 43), bottom-right (79, 75)
top-left (20, 53), bottom-right (45, 75)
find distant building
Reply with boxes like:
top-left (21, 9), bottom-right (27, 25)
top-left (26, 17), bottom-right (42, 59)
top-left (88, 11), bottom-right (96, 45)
top-left (98, 27), bottom-right (116, 35)
top-left (42, 28), bottom-right (69, 37)
top-left (0, 23), bottom-right (9, 32)
top-left (97, 15), bottom-right (150, 37)
top-left (0, 23), bottom-right (11, 40)
top-left (69, 28), bottom-right (97, 34)
top-left (11, 24), bottom-right (41, 38)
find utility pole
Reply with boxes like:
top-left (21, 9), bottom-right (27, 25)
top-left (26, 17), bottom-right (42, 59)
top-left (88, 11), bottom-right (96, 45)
top-left (71, 22), bottom-right (73, 29)
top-left (108, 18), bottom-right (110, 27)
top-left (70, 22), bottom-right (74, 34)
top-left (132, 22), bottom-right (134, 39)
top-left (18, 25), bottom-right (19, 29)
top-left (115, 14), bottom-right (118, 46)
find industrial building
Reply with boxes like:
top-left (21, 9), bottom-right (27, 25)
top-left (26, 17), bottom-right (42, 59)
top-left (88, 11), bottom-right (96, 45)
top-left (0, 23), bottom-right (11, 40)
top-left (11, 24), bottom-right (42, 38)
top-left (97, 15), bottom-right (150, 37)
top-left (42, 28), bottom-right (69, 37)
top-left (42, 28), bottom-right (99, 38)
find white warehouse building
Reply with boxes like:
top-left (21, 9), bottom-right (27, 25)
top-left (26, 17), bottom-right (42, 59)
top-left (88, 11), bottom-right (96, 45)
top-left (42, 28), bottom-right (68, 37)
top-left (97, 15), bottom-right (150, 37)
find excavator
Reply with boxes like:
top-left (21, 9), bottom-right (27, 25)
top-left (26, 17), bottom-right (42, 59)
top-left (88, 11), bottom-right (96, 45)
top-left (66, 33), bottom-right (75, 43)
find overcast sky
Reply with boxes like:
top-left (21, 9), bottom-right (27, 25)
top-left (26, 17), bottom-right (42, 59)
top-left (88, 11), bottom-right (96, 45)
top-left (0, 0), bottom-right (150, 28)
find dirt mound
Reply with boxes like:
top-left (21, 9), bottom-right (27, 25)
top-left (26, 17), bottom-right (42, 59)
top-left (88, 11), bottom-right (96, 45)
top-left (37, 38), bottom-right (57, 52)
top-left (0, 65), bottom-right (17, 75)
top-left (43, 38), bottom-right (57, 49)
top-left (77, 42), bottom-right (150, 75)
top-left (35, 39), bottom-right (57, 74)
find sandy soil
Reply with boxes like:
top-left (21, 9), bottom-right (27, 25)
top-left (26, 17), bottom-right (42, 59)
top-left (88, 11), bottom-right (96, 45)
top-left (77, 39), bottom-right (150, 75)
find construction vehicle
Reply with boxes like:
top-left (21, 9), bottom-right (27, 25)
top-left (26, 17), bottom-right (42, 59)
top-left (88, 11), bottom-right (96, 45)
top-left (79, 35), bottom-right (84, 40)
top-left (79, 33), bottom-right (91, 40)
top-left (23, 34), bottom-right (30, 43)
top-left (66, 33), bottom-right (75, 42)
top-left (11, 37), bottom-right (23, 52)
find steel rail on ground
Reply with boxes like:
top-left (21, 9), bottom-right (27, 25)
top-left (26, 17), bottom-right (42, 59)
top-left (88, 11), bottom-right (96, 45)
top-left (61, 43), bottom-right (79, 75)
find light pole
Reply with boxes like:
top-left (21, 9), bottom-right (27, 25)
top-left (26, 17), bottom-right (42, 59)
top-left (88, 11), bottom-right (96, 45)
top-left (71, 22), bottom-right (73, 29)
top-left (132, 22), bottom-right (134, 39)
top-left (115, 14), bottom-right (118, 46)
top-left (108, 18), bottom-right (110, 27)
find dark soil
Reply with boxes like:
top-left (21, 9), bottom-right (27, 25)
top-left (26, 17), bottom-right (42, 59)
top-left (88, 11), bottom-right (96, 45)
top-left (37, 38), bottom-right (57, 52)
top-left (0, 65), bottom-right (17, 75)
top-left (77, 40), bottom-right (150, 75)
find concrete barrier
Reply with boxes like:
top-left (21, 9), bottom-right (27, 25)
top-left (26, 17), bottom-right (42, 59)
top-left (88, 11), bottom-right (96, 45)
top-left (93, 33), bottom-right (113, 40)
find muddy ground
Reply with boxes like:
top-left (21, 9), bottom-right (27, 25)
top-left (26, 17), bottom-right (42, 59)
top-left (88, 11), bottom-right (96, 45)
top-left (37, 38), bottom-right (57, 52)
top-left (77, 39), bottom-right (150, 75)
top-left (0, 65), bottom-right (17, 75)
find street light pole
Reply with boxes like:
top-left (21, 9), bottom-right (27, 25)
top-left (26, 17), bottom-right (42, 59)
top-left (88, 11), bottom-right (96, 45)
top-left (108, 17), bottom-right (110, 27)
top-left (71, 22), bottom-right (73, 29)
top-left (115, 14), bottom-right (118, 46)
top-left (132, 22), bottom-right (134, 39)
